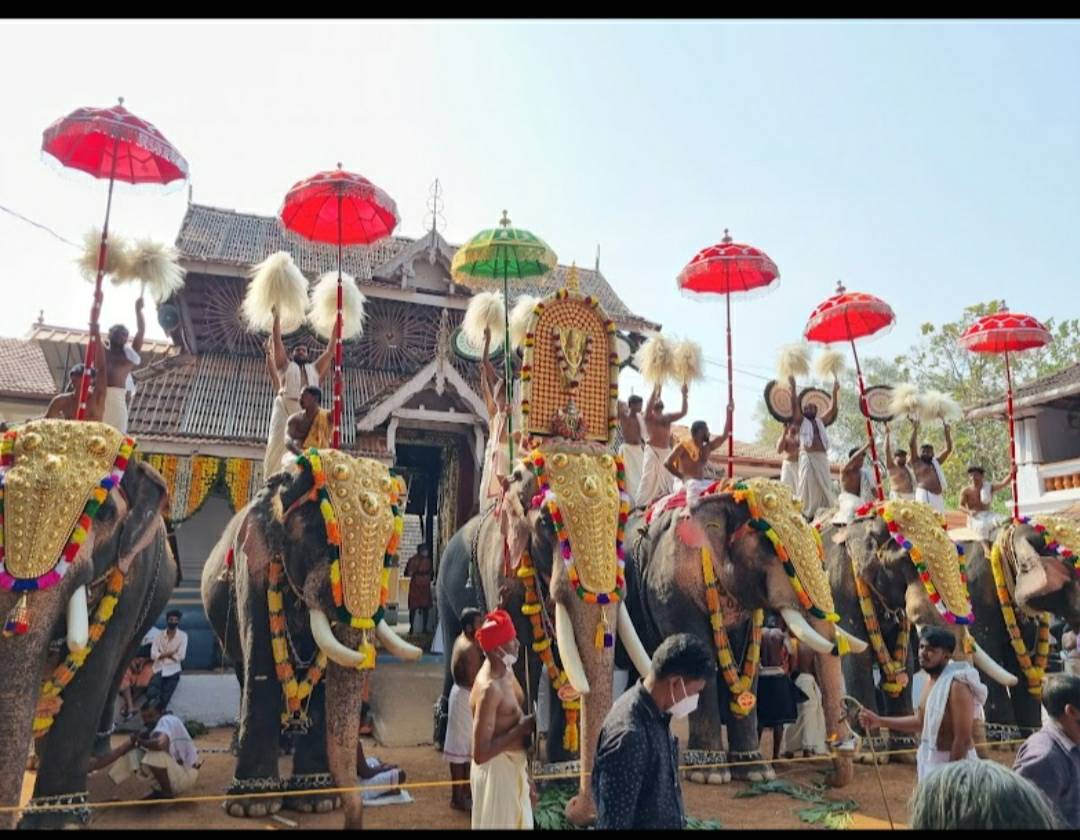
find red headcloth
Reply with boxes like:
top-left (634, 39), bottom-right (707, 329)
top-left (475, 609), bottom-right (516, 652)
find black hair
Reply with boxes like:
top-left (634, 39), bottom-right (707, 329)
top-left (628, 395), bottom-right (643, 407)
top-left (691, 420), bottom-right (708, 437)
top-left (848, 447), bottom-right (861, 457)
top-left (651, 633), bottom-right (716, 681)
top-left (68, 364), bottom-right (96, 383)
top-left (302, 385), bottom-right (322, 403)
top-left (459, 607), bottom-right (482, 632)
top-left (919, 625), bottom-right (956, 653)
top-left (108, 323), bottom-right (127, 336)
top-left (967, 465), bottom-right (985, 475)
top-left (1042, 673), bottom-right (1080, 719)
top-left (143, 700), bottom-right (167, 715)
top-left (166, 609), bottom-right (182, 620)
top-left (895, 449), bottom-right (907, 457)
top-left (921, 443), bottom-right (934, 451)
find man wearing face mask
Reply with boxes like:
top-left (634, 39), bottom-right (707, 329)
top-left (469, 609), bottom-right (536, 829)
top-left (592, 633), bottom-right (715, 830)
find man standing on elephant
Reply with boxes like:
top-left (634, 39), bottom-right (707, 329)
top-left (638, 383), bottom-right (688, 505)
top-left (884, 424), bottom-right (916, 501)
top-left (101, 298), bottom-right (146, 434)
top-left (834, 443), bottom-right (872, 525)
top-left (285, 386), bottom-right (332, 458)
top-left (618, 396), bottom-right (646, 506)
top-left (46, 323), bottom-right (109, 421)
top-left (959, 465), bottom-right (1015, 542)
top-left (147, 610), bottom-right (187, 710)
top-left (791, 375), bottom-right (840, 519)
top-left (910, 418), bottom-right (953, 513)
top-left (445, 607), bottom-right (483, 812)
top-left (470, 609), bottom-right (536, 829)
top-left (663, 407), bottom-right (732, 515)
top-left (858, 626), bottom-right (987, 781)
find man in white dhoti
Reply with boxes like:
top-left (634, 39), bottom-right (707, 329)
top-left (959, 465), bottom-right (1014, 541)
top-left (781, 638), bottom-right (829, 758)
top-left (833, 443), bottom-right (871, 525)
top-left (885, 424), bottom-right (916, 500)
top-left (776, 422), bottom-right (800, 493)
top-left (92, 701), bottom-right (200, 798)
top-left (266, 307), bottom-right (336, 475)
top-left (910, 419), bottom-right (953, 513)
top-left (101, 298), bottom-right (146, 434)
top-left (790, 375), bottom-right (840, 519)
top-left (665, 409), bottom-right (732, 515)
top-left (637, 383), bottom-right (688, 505)
top-left (445, 608), bottom-right (483, 812)
top-left (858, 626), bottom-right (986, 781)
top-left (618, 396), bottom-right (647, 506)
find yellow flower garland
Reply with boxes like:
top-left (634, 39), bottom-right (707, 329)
top-left (224, 458), bottom-right (254, 513)
top-left (990, 541), bottom-right (1050, 697)
top-left (851, 557), bottom-right (910, 697)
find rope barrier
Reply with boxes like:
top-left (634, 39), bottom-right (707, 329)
top-left (7, 735), bottom-right (1030, 816)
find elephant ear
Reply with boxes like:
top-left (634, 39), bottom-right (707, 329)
top-left (116, 460), bottom-right (170, 574)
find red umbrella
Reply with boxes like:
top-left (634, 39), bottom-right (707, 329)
top-left (959, 309), bottom-right (1051, 520)
top-left (41, 97), bottom-right (189, 420)
top-left (279, 164), bottom-right (399, 448)
top-left (804, 282), bottom-right (896, 501)
top-left (676, 229), bottom-right (779, 477)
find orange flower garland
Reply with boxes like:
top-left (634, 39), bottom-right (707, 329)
top-left (268, 557), bottom-right (328, 729)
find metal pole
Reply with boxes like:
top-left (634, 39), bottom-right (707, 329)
top-left (1005, 351), bottom-right (1019, 520)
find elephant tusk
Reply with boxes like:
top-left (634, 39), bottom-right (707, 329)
top-left (780, 608), bottom-right (835, 655)
top-left (617, 603), bottom-right (652, 678)
top-left (971, 639), bottom-right (1019, 687)
top-left (309, 609), bottom-right (364, 669)
top-left (376, 619), bottom-right (424, 661)
top-left (66, 585), bottom-right (89, 653)
top-left (835, 626), bottom-right (869, 654)
top-left (555, 602), bottom-right (591, 695)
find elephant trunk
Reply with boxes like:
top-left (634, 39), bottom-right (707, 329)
top-left (324, 639), bottom-right (366, 829)
top-left (808, 615), bottom-right (854, 788)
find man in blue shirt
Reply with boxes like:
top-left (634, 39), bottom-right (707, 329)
top-left (592, 633), bottom-right (715, 829)
top-left (1013, 673), bottom-right (1080, 829)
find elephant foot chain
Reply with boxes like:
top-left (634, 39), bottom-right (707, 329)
top-left (682, 750), bottom-right (731, 785)
top-left (284, 772), bottom-right (335, 792)
top-left (682, 749), bottom-right (728, 769)
top-left (283, 773), bottom-right (340, 815)
top-left (23, 791), bottom-right (90, 826)
top-left (224, 776), bottom-right (285, 819)
top-left (534, 759), bottom-right (581, 780)
top-left (227, 775), bottom-right (284, 795)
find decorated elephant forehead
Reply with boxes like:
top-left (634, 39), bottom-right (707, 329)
top-left (541, 449), bottom-right (622, 594)
top-left (316, 450), bottom-right (399, 620)
top-left (0, 420), bottom-right (129, 586)
top-left (883, 500), bottom-right (972, 622)
top-left (1035, 515), bottom-right (1080, 557)
top-left (738, 477), bottom-right (835, 617)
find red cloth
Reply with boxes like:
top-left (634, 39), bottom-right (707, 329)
top-left (475, 609), bottom-right (516, 652)
top-left (644, 481), bottom-right (723, 523)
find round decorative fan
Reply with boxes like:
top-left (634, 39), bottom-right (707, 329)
top-left (764, 380), bottom-right (796, 424)
top-left (863, 384), bottom-right (895, 422)
top-left (451, 327), bottom-right (504, 363)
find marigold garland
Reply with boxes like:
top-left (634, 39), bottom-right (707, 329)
top-left (851, 556), bottom-right (910, 697)
top-left (224, 458), bottom-right (255, 513)
top-left (185, 456), bottom-right (221, 519)
top-left (701, 543), bottom-right (764, 717)
top-left (990, 539), bottom-right (1050, 697)
top-left (268, 557), bottom-right (328, 728)
top-left (517, 551), bottom-right (580, 752)
top-left (32, 566), bottom-right (126, 737)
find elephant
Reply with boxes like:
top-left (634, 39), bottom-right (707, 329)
top-left (202, 449), bottom-right (422, 830)
top-left (954, 515), bottom-right (1080, 737)
top-left (821, 499), bottom-right (1019, 760)
top-left (435, 445), bottom-right (653, 828)
top-left (624, 478), bottom-right (869, 789)
top-left (0, 420), bottom-right (176, 830)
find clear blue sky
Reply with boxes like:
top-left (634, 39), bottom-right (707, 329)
top-left (2, 21), bottom-right (1077, 437)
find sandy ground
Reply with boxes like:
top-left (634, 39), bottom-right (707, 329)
top-left (20, 729), bottom-right (1017, 830)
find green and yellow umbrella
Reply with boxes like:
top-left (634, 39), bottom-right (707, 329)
top-left (451, 210), bottom-right (558, 460)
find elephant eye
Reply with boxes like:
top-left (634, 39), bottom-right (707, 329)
top-left (96, 497), bottom-right (118, 524)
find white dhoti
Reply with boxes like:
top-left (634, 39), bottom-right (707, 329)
top-left (832, 491), bottom-right (863, 525)
top-left (619, 443), bottom-right (645, 506)
top-left (677, 477), bottom-right (714, 512)
top-left (264, 394), bottom-right (291, 478)
top-left (890, 490), bottom-right (915, 501)
top-left (107, 747), bottom-right (199, 795)
top-left (915, 487), bottom-right (945, 513)
top-left (359, 757), bottom-right (403, 801)
top-left (471, 750), bottom-right (533, 829)
top-left (443, 683), bottom-right (473, 764)
top-left (781, 672), bottom-right (828, 756)
top-left (916, 660), bottom-right (987, 781)
top-left (637, 445), bottom-right (674, 505)
top-left (798, 450), bottom-right (836, 519)
top-left (967, 510), bottom-right (1002, 542)
top-left (102, 386), bottom-right (129, 434)
top-left (780, 459), bottom-right (798, 493)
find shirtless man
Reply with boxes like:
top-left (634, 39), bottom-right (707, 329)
top-left (834, 443), bottom-right (871, 524)
top-left (959, 465), bottom-right (1015, 542)
top-left (858, 625), bottom-right (986, 781)
top-left (637, 383), bottom-right (688, 504)
top-left (910, 419), bottom-right (953, 513)
top-left (884, 424), bottom-right (916, 500)
top-left (445, 607), bottom-right (484, 811)
top-left (791, 375), bottom-right (840, 519)
top-left (664, 406), bottom-right (733, 514)
top-left (618, 396), bottom-right (646, 506)
top-left (101, 298), bottom-right (146, 433)
top-left (285, 386), bottom-right (332, 458)
top-left (470, 609), bottom-right (535, 829)
top-left (46, 324), bottom-right (108, 421)
top-left (776, 421), bottom-right (800, 493)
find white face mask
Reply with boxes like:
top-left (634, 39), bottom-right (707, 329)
top-left (668, 678), bottom-right (699, 719)
top-left (499, 647), bottom-right (518, 668)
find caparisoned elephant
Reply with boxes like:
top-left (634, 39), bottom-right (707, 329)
top-left (0, 420), bottom-right (176, 829)
top-left (625, 478), bottom-right (868, 789)
top-left (202, 448), bottom-right (422, 830)
top-left (822, 499), bottom-right (1018, 758)
top-left (436, 444), bottom-right (652, 827)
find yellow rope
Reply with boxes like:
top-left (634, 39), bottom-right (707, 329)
top-left (9, 738), bottom-right (1029, 815)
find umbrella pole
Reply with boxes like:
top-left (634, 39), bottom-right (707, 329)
top-left (725, 286), bottom-right (734, 479)
top-left (1005, 350), bottom-right (1019, 520)
top-left (76, 137), bottom-right (120, 422)
top-left (503, 263), bottom-right (514, 464)
top-left (333, 194), bottom-right (344, 450)
top-left (850, 338), bottom-right (884, 501)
